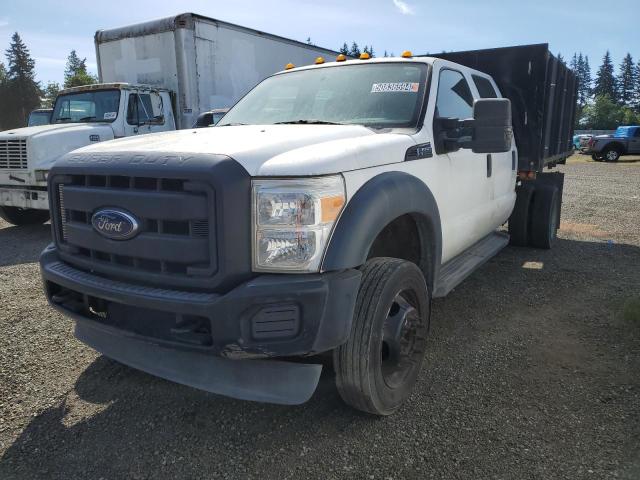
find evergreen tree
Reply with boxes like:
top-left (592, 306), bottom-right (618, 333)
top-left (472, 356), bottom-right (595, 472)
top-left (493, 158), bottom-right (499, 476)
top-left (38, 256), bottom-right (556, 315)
top-left (42, 81), bottom-right (60, 108)
top-left (349, 42), bottom-right (361, 57)
top-left (0, 62), bottom-right (8, 130)
top-left (4, 32), bottom-right (41, 128)
top-left (617, 53), bottom-right (635, 106)
top-left (593, 51), bottom-right (617, 101)
top-left (368, 45), bottom-right (375, 58)
top-left (63, 50), bottom-right (97, 88)
top-left (383, 50), bottom-right (389, 58)
top-left (582, 55), bottom-right (592, 99)
top-left (306, 37), bottom-right (313, 45)
top-left (339, 43), bottom-right (349, 55)
top-left (634, 61), bottom-right (640, 112)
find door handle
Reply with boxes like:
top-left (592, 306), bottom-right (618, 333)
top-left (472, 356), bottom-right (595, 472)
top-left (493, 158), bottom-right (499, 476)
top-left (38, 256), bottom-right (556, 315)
top-left (486, 154), bottom-right (492, 177)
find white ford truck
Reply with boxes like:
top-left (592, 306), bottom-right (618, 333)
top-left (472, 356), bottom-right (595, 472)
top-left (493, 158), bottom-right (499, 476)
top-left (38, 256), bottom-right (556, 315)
top-left (40, 44), bottom-right (576, 415)
top-left (0, 12), bottom-right (340, 226)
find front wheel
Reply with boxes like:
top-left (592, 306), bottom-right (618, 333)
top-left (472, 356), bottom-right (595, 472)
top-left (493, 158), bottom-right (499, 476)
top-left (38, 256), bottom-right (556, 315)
top-left (334, 258), bottom-right (430, 416)
top-left (603, 147), bottom-right (621, 162)
top-left (591, 153), bottom-right (603, 162)
top-left (0, 206), bottom-right (50, 226)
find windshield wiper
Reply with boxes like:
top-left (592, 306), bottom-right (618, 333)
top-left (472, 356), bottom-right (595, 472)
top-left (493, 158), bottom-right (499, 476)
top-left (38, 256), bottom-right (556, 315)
top-left (217, 122), bottom-right (248, 127)
top-left (79, 116), bottom-right (96, 122)
top-left (274, 119), bottom-right (344, 125)
top-left (54, 117), bottom-right (72, 123)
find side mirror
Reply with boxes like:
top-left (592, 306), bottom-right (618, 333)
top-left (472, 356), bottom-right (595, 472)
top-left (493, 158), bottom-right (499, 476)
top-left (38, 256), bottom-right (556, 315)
top-left (468, 98), bottom-right (513, 153)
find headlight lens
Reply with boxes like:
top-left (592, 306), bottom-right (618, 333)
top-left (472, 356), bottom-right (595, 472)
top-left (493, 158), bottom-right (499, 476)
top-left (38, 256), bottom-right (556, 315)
top-left (252, 176), bottom-right (345, 272)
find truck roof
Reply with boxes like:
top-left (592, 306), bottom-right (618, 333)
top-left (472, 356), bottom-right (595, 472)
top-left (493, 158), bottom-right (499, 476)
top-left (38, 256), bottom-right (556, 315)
top-left (58, 83), bottom-right (171, 95)
top-left (95, 12), bottom-right (340, 58)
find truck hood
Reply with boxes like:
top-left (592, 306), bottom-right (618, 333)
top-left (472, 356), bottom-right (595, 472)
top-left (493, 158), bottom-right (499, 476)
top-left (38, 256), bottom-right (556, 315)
top-left (0, 123), bottom-right (115, 169)
top-left (72, 125), bottom-right (416, 176)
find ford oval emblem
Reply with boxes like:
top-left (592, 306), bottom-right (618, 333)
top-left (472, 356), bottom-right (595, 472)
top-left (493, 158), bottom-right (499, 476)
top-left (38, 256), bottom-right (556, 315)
top-left (91, 209), bottom-right (140, 240)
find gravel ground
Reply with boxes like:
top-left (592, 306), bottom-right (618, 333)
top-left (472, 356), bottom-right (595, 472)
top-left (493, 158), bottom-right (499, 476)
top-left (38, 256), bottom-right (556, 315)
top-left (0, 157), bottom-right (639, 479)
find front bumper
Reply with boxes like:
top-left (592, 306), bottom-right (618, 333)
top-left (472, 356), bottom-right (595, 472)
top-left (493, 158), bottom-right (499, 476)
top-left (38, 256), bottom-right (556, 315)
top-left (40, 245), bottom-right (361, 404)
top-left (0, 185), bottom-right (49, 210)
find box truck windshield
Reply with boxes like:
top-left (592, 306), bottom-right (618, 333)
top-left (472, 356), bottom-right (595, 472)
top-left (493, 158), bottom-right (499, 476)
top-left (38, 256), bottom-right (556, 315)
top-left (52, 89), bottom-right (121, 123)
top-left (219, 63), bottom-right (428, 129)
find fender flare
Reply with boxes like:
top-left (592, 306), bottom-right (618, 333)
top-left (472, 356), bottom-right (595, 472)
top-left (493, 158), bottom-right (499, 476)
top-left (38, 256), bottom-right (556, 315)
top-left (322, 171), bottom-right (442, 289)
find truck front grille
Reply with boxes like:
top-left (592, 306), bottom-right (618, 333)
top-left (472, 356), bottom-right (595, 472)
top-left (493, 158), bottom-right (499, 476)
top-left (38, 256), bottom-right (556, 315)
top-left (0, 139), bottom-right (28, 169)
top-left (51, 173), bottom-right (217, 290)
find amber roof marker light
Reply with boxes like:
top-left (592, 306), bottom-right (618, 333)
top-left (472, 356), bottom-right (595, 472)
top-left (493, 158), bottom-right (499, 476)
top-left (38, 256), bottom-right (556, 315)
top-left (401, 50), bottom-right (413, 58)
top-left (315, 57), bottom-right (325, 64)
top-left (285, 63), bottom-right (295, 70)
top-left (336, 54), bottom-right (346, 62)
top-left (359, 52), bottom-right (371, 60)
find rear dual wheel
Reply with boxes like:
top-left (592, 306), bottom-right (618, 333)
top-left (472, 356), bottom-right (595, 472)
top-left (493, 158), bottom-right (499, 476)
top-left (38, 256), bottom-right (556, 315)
top-left (508, 184), bottom-right (560, 249)
top-left (334, 258), bottom-right (430, 416)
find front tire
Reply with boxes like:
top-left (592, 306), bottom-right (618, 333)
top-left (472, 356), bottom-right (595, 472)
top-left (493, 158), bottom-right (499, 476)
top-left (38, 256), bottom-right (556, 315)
top-left (602, 147), bottom-right (621, 162)
top-left (591, 153), bottom-right (603, 162)
top-left (0, 206), bottom-right (50, 226)
top-left (334, 258), bottom-right (430, 416)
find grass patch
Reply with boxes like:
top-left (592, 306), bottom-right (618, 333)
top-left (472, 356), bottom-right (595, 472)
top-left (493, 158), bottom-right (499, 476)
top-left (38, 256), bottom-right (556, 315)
top-left (623, 297), bottom-right (640, 324)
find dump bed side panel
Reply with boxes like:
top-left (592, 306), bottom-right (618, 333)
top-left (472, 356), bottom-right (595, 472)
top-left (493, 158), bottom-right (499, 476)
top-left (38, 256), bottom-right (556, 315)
top-left (431, 44), bottom-right (576, 171)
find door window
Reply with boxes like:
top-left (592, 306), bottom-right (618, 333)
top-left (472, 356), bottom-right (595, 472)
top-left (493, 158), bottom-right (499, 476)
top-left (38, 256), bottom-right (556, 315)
top-left (472, 75), bottom-right (498, 98)
top-left (435, 69), bottom-right (474, 119)
top-left (127, 92), bottom-right (165, 125)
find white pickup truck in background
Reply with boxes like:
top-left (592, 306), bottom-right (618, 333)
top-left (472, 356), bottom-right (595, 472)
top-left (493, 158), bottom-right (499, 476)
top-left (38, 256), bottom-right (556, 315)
top-left (0, 12), bottom-right (340, 225)
top-left (40, 44), bottom-right (576, 415)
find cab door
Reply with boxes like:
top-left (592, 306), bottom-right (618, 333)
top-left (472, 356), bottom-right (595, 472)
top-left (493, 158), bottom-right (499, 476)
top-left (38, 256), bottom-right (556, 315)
top-left (469, 73), bottom-right (517, 227)
top-left (124, 90), bottom-right (170, 136)
top-left (630, 127), bottom-right (640, 154)
top-left (431, 63), bottom-right (494, 257)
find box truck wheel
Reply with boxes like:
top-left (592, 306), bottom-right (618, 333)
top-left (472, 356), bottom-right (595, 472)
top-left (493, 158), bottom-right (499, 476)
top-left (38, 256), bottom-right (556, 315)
top-left (0, 206), bottom-right (50, 226)
top-left (529, 186), bottom-right (560, 249)
top-left (508, 183), bottom-right (534, 247)
top-left (333, 257), bottom-right (429, 416)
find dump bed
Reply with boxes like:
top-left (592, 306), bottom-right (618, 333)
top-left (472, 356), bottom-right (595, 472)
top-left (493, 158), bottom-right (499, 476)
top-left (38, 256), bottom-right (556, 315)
top-left (431, 44), bottom-right (577, 172)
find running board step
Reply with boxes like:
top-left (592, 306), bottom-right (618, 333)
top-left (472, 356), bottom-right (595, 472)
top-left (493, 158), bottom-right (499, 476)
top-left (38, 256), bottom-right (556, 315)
top-left (433, 231), bottom-right (509, 298)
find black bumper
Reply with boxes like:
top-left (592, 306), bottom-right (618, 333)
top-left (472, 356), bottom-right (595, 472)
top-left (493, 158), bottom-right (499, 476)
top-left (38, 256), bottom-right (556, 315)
top-left (40, 245), bottom-right (361, 404)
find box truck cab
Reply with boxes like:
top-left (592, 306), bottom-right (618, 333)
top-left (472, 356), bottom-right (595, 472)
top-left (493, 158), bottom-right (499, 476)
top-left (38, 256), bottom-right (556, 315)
top-left (0, 83), bottom-right (174, 225)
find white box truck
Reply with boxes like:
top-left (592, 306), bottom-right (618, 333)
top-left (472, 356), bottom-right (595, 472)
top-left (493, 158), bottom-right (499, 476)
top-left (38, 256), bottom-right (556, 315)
top-left (0, 12), bottom-right (339, 225)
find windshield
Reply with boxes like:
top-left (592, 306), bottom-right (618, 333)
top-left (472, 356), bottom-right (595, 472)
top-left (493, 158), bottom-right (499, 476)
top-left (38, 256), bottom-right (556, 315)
top-left (51, 89), bottom-right (121, 123)
top-left (219, 63), bottom-right (429, 129)
top-left (27, 111), bottom-right (51, 127)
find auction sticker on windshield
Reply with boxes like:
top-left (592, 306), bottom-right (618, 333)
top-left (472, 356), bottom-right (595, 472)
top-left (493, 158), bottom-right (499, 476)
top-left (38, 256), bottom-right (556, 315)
top-left (103, 112), bottom-right (117, 120)
top-left (371, 82), bottom-right (420, 93)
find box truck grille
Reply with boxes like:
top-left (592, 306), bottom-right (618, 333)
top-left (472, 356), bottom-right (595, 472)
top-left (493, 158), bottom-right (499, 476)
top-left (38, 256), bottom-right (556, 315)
top-left (0, 139), bottom-right (28, 169)
top-left (52, 174), bottom-right (217, 289)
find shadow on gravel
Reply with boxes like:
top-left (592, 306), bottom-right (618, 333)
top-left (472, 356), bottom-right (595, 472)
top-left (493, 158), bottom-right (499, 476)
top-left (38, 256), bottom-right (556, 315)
top-left (1, 238), bottom-right (639, 479)
top-left (0, 223), bottom-right (51, 267)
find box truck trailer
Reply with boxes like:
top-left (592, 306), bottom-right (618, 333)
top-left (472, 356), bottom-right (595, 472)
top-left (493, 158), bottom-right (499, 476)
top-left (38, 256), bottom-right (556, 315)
top-left (0, 12), bottom-right (339, 225)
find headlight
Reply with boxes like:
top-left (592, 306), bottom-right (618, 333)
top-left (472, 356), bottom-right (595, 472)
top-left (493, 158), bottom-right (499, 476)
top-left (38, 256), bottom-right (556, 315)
top-left (252, 176), bottom-right (345, 272)
top-left (35, 170), bottom-right (49, 182)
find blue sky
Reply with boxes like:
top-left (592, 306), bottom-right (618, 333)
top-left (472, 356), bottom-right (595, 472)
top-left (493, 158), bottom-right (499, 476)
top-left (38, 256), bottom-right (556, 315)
top-left (0, 0), bottom-right (638, 86)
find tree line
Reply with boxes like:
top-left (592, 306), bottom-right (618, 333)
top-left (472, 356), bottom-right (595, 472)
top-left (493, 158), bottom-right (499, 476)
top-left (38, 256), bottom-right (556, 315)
top-left (0, 32), bottom-right (97, 130)
top-left (570, 51), bottom-right (640, 129)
